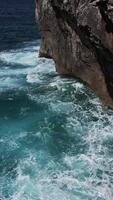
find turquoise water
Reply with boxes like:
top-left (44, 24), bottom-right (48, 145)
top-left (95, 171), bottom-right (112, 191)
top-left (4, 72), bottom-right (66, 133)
top-left (0, 41), bottom-right (113, 200)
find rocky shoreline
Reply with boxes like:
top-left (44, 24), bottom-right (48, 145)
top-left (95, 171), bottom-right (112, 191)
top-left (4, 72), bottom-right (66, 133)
top-left (36, 0), bottom-right (113, 108)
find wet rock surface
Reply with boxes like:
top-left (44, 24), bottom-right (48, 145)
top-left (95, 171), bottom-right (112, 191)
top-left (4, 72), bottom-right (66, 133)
top-left (36, 0), bottom-right (113, 108)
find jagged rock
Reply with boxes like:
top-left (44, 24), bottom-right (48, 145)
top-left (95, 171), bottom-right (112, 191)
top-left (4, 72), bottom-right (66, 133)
top-left (36, 0), bottom-right (113, 108)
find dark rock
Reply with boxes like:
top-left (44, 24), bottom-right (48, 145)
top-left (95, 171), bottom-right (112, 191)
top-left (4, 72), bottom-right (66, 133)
top-left (36, 0), bottom-right (113, 108)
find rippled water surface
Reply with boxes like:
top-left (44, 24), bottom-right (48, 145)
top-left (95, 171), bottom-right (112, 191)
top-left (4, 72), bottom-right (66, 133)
top-left (1, 0), bottom-right (113, 199)
top-left (0, 41), bottom-right (113, 200)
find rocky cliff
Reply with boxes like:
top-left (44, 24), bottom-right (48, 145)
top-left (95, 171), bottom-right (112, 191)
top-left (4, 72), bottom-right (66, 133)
top-left (36, 0), bottom-right (113, 108)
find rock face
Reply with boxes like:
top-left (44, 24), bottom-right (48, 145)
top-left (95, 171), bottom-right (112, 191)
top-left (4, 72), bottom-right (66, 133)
top-left (36, 0), bottom-right (113, 108)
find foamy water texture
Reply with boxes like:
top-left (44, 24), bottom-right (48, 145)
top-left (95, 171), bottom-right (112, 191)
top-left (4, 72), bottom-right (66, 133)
top-left (0, 41), bottom-right (113, 200)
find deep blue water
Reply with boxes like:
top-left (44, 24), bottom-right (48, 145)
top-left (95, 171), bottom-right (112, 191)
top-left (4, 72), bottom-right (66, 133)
top-left (0, 0), bottom-right (39, 51)
top-left (0, 1), bottom-right (113, 200)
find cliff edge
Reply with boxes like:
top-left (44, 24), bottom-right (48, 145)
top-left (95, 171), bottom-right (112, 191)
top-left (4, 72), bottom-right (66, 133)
top-left (36, 0), bottom-right (113, 108)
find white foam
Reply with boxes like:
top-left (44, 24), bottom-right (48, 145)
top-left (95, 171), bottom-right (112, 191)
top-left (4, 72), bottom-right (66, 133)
top-left (26, 58), bottom-right (55, 84)
top-left (26, 73), bottom-right (41, 83)
top-left (0, 46), bottom-right (39, 66)
top-left (72, 82), bottom-right (84, 90)
top-left (1, 41), bottom-right (113, 200)
top-left (0, 42), bottom-right (40, 89)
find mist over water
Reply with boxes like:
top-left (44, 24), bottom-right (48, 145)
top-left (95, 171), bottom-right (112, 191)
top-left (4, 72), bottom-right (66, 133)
top-left (0, 0), bottom-right (113, 199)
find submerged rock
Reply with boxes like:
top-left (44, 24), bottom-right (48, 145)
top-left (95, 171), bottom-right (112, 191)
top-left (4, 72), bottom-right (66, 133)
top-left (36, 0), bottom-right (113, 108)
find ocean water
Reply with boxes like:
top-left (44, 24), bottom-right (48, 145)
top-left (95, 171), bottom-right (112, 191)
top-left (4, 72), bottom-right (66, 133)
top-left (0, 1), bottom-right (113, 200)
